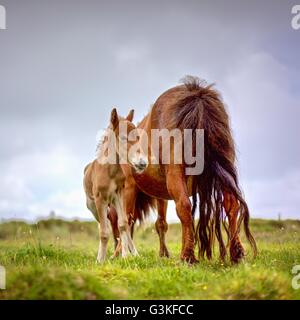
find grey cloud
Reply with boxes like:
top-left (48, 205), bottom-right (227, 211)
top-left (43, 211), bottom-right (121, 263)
top-left (0, 0), bottom-right (299, 220)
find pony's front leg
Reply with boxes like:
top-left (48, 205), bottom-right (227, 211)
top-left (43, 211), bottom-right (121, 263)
top-left (124, 181), bottom-right (138, 235)
top-left (114, 191), bottom-right (138, 257)
top-left (166, 166), bottom-right (197, 264)
top-left (95, 196), bottom-right (109, 263)
top-left (155, 199), bottom-right (169, 257)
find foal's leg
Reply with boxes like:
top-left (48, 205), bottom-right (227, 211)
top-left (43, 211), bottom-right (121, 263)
top-left (223, 192), bottom-right (245, 263)
top-left (107, 206), bottom-right (121, 258)
top-left (107, 206), bottom-right (120, 249)
top-left (95, 196), bottom-right (109, 263)
top-left (109, 182), bottom-right (138, 258)
top-left (166, 166), bottom-right (197, 264)
top-left (155, 199), bottom-right (169, 257)
top-left (114, 191), bottom-right (138, 257)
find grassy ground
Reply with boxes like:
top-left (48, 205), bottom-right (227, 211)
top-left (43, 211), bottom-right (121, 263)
top-left (0, 218), bottom-right (300, 300)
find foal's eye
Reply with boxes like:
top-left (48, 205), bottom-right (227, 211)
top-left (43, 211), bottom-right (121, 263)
top-left (120, 135), bottom-right (127, 141)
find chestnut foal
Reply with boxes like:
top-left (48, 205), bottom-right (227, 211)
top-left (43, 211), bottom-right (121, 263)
top-left (83, 109), bottom-right (147, 262)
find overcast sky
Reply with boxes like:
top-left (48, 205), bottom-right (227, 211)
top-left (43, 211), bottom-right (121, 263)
top-left (0, 0), bottom-right (299, 222)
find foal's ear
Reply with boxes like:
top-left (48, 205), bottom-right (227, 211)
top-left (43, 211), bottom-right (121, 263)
top-left (126, 109), bottom-right (134, 122)
top-left (110, 108), bottom-right (119, 129)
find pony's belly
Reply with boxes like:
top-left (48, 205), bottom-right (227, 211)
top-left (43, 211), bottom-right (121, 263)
top-left (133, 166), bottom-right (195, 200)
top-left (136, 179), bottom-right (171, 199)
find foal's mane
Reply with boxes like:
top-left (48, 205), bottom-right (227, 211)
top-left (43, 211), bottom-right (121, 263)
top-left (96, 126), bottom-right (112, 162)
top-left (95, 115), bottom-right (127, 163)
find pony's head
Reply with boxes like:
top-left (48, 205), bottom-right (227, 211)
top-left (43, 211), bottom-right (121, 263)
top-left (110, 108), bottom-right (148, 173)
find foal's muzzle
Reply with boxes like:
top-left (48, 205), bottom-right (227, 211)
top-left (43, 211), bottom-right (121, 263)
top-left (133, 158), bottom-right (148, 173)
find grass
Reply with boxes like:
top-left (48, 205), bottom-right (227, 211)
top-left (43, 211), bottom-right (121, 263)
top-left (0, 218), bottom-right (300, 300)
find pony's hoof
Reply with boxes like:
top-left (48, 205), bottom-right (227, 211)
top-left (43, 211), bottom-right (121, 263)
top-left (230, 243), bottom-right (245, 264)
top-left (181, 253), bottom-right (199, 265)
top-left (159, 247), bottom-right (170, 258)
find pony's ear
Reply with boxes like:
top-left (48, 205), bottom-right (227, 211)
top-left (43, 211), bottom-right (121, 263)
top-left (110, 108), bottom-right (119, 129)
top-left (126, 109), bottom-right (134, 122)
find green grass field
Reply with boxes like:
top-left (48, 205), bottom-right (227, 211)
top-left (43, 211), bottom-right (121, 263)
top-left (0, 218), bottom-right (300, 300)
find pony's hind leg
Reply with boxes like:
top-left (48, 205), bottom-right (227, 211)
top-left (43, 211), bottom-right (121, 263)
top-left (223, 192), bottom-right (245, 263)
top-left (166, 167), bottom-right (197, 264)
top-left (95, 196), bottom-right (109, 263)
top-left (155, 199), bottom-right (169, 257)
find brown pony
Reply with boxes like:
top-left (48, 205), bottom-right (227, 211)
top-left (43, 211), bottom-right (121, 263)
top-left (112, 76), bottom-right (257, 264)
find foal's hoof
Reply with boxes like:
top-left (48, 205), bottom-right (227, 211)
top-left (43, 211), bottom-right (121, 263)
top-left (111, 247), bottom-right (121, 259)
top-left (131, 250), bottom-right (139, 256)
top-left (121, 248), bottom-right (130, 259)
top-left (110, 253), bottom-right (119, 260)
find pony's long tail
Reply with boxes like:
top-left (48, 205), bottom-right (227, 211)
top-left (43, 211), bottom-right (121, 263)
top-left (130, 191), bottom-right (156, 237)
top-left (176, 76), bottom-right (257, 260)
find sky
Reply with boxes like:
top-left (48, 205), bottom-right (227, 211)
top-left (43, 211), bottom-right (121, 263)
top-left (0, 0), bottom-right (299, 222)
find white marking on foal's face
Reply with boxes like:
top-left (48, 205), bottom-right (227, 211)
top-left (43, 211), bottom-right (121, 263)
top-left (130, 155), bottom-right (148, 174)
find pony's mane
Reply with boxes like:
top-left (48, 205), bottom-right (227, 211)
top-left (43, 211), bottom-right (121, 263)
top-left (136, 104), bottom-right (153, 127)
top-left (180, 75), bottom-right (212, 91)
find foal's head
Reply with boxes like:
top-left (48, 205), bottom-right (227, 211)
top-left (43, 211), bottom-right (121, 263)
top-left (110, 108), bottom-right (148, 173)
